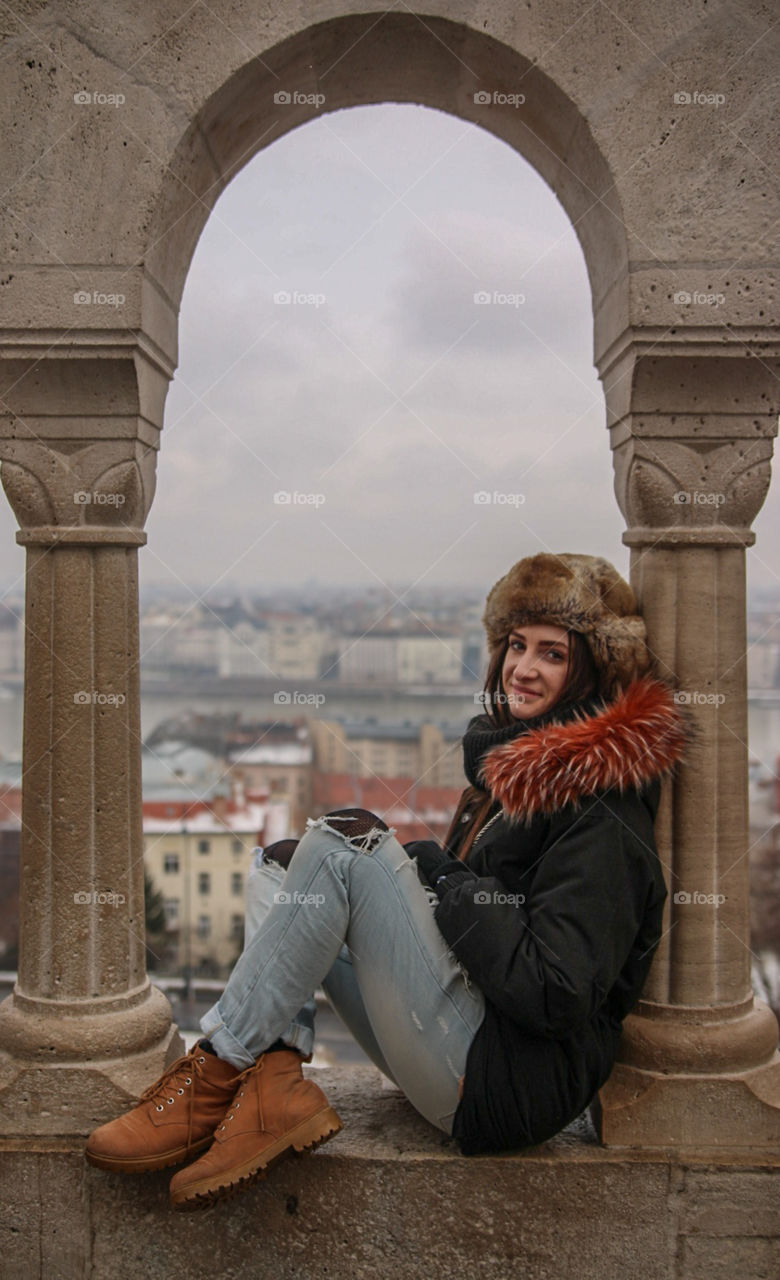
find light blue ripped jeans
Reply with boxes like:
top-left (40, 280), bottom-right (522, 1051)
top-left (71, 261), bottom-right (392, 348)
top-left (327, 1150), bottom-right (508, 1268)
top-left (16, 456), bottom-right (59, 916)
top-left (200, 816), bottom-right (486, 1135)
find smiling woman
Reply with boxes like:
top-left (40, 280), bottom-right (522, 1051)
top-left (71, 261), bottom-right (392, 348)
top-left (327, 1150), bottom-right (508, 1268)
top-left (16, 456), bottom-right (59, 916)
top-left (85, 550), bottom-right (693, 1203)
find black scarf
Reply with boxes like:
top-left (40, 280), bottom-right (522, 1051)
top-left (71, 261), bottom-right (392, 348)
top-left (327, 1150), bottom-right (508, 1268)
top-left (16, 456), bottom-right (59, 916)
top-left (462, 691), bottom-right (606, 790)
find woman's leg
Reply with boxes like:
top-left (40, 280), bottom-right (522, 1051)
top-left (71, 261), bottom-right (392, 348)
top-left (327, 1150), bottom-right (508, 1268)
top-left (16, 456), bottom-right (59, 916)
top-left (201, 813), bottom-right (485, 1135)
top-left (246, 841), bottom-right (400, 1085)
top-left (243, 847), bottom-right (316, 1059)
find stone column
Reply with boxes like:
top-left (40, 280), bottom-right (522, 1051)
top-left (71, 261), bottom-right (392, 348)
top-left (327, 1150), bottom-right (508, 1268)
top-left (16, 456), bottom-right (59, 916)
top-left (593, 349), bottom-right (780, 1149)
top-left (0, 358), bottom-right (183, 1135)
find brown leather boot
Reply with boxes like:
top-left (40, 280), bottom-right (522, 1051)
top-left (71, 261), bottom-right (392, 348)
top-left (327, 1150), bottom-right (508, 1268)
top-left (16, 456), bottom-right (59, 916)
top-left (85, 1044), bottom-right (241, 1173)
top-left (169, 1048), bottom-right (342, 1210)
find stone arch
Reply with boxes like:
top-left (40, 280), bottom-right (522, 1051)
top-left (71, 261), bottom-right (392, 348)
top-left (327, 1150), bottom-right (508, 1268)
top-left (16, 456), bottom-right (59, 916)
top-left (147, 14), bottom-right (626, 330)
top-left (0, 1), bottom-right (778, 1154)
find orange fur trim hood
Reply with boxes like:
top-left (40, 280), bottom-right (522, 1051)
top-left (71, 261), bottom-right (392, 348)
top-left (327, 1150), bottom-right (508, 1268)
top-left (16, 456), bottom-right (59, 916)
top-left (478, 677), bottom-right (693, 824)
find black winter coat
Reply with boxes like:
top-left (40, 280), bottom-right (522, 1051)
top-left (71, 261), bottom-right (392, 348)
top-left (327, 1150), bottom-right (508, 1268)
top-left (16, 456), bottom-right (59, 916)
top-left (424, 676), bottom-right (690, 1156)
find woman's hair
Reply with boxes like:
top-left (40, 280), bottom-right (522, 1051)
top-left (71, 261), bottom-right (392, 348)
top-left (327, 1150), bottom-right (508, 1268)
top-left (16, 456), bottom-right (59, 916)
top-left (444, 629), bottom-right (600, 859)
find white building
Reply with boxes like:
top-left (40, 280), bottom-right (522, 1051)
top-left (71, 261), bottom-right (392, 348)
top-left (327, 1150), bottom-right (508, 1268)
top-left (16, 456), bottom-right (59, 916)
top-left (216, 622), bottom-right (272, 678)
top-left (338, 633), bottom-right (398, 683)
top-left (267, 613), bottom-right (324, 680)
top-left (397, 633), bottom-right (464, 684)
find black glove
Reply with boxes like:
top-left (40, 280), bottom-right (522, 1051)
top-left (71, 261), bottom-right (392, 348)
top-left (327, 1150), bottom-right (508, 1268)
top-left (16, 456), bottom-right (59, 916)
top-left (405, 840), bottom-right (478, 900)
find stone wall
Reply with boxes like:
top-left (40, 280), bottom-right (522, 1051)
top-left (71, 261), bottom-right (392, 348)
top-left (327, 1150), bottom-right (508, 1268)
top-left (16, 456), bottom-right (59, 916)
top-left (2, 1068), bottom-right (779, 1280)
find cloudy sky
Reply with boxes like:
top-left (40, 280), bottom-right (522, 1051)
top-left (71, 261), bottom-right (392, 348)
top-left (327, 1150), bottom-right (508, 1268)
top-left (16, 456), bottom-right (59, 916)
top-left (1, 102), bottom-right (778, 600)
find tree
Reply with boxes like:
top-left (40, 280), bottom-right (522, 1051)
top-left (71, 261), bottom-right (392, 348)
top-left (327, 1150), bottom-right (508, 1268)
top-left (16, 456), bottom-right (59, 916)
top-left (145, 869), bottom-right (168, 972)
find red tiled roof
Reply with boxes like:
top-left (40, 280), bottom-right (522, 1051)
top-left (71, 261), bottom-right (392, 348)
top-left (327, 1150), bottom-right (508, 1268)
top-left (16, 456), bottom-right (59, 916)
top-left (311, 773), bottom-right (463, 844)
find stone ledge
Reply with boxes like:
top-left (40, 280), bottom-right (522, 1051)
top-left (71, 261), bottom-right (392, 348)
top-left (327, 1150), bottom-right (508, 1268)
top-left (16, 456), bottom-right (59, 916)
top-left (1, 1066), bottom-right (779, 1280)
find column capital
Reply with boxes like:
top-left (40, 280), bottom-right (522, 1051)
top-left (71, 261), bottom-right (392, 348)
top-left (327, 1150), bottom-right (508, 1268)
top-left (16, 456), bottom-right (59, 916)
top-left (0, 348), bottom-right (165, 540)
top-left (0, 436), bottom-right (156, 540)
top-left (604, 349), bottom-right (778, 546)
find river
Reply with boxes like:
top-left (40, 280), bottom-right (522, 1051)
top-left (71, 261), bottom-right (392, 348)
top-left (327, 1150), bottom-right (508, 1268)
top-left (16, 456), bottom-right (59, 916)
top-left (0, 682), bottom-right (777, 773)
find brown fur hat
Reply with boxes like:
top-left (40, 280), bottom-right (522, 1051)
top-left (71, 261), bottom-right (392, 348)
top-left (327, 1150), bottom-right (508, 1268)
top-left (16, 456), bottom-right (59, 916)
top-left (482, 552), bottom-right (653, 702)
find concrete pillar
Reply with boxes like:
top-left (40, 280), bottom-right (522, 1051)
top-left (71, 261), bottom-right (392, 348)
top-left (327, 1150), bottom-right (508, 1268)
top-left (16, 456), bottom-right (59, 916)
top-left (0, 357), bottom-right (183, 1135)
top-left (594, 350), bottom-right (780, 1148)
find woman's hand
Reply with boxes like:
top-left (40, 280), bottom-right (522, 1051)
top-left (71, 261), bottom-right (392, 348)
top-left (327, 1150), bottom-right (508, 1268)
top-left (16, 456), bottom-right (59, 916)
top-left (404, 841), bottom-right (448, 887)
top-left (406, 841), bottom-right (478, 899)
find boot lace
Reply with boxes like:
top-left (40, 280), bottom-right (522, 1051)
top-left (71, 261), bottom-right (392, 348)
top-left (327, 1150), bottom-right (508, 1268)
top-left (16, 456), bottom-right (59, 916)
top-left (217, 1057), bottom-right (266, 1133)
top-left (139, 1048), bottom-right (213, 1149)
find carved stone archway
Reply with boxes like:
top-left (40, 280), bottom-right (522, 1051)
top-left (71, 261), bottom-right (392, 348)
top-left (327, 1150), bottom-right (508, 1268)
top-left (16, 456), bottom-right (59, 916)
top-left (0, 1), bottom-right (778, 1149)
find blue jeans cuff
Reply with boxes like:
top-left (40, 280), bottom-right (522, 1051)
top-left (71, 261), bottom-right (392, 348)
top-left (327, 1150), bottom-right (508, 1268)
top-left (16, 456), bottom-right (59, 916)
top-left (200, 1002), bottom-right (316, 1068)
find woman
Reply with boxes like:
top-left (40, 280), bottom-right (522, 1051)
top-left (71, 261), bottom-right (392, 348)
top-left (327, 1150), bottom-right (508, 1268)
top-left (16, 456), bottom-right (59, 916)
top-left (86, 552), bottom-right (691, 1209)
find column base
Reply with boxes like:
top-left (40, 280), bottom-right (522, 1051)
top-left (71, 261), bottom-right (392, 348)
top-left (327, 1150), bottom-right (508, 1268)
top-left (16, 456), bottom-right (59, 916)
top-left (0, 984), bottom-right (185, 1136)
top-left (593, 1053), bottom-right (780, 1152)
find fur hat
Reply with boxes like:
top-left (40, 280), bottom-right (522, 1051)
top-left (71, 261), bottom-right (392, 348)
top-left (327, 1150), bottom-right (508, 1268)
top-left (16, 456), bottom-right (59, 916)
top-left (482, 552), bottom-right (653, 702)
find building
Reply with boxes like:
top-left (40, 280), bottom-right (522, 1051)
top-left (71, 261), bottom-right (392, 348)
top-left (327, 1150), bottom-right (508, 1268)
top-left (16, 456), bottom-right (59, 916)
top-left (143, 780), bottom-right (289, 978)
top-left (228, 726), bottom-right (314, 836)
top-left (337, 630), bottom-right (467, 685)
top-left (171, 624), bottom-right (220, 673)
top-left (337, 632), bottom-right (399, 683)
top-left (216, 621), bottom-right (272, 677)
top-left (265, 612), bottom-right (325, 681)
top-left (310, 718), bottom-right (466, 788)
top-left (397, 632), bottom-right (464, 684)
top-left (142, 740), bottom-right (289, 976)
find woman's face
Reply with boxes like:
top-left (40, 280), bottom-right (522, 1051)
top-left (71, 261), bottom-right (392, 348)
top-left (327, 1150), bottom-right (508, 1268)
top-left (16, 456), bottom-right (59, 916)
top-left (501, 624), bottom-right (571, 719)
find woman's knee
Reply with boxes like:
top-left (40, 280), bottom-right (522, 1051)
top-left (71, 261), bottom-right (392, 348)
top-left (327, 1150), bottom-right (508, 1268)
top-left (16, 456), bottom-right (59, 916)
top-left (261, 838), bottom-right (299, 871)
top-left (309, 808), bottom-right (389, 854)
